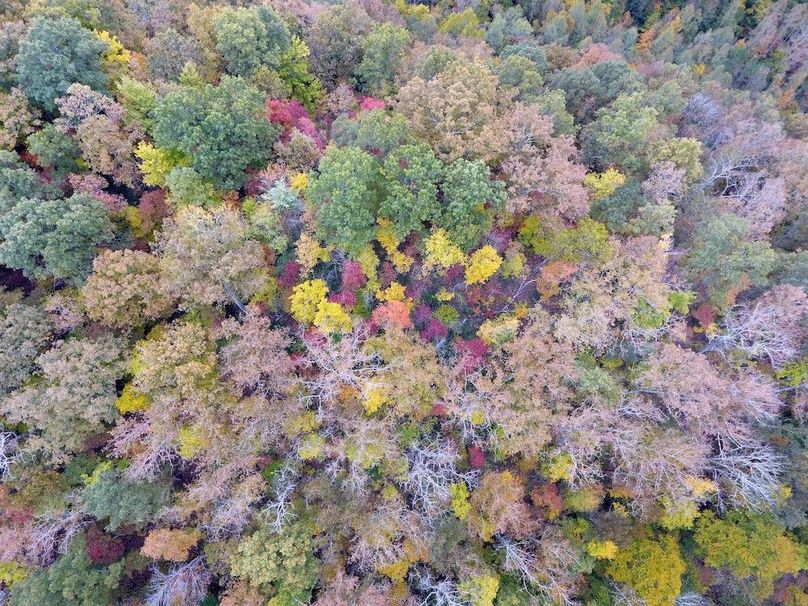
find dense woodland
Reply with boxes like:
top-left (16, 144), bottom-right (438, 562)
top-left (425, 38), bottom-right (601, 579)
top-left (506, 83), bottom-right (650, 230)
top-left (0, 0), bottom-right (806, 603)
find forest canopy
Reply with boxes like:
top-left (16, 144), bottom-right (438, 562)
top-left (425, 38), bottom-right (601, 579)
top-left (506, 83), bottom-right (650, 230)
top-left (0, 0), bottom-right (807, 604)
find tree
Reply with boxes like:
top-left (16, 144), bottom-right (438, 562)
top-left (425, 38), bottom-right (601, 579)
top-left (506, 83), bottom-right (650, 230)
top-left (109, 321), bottom-right (221, 479)
top-left (54, 83), bottom-right (140, 188)
top-left (440, 158), bottom-right (505, 250)
top-left (307, 146), bottom-right (382, 255)
top-left (486, 7), bottom-right (533, 53)
top-left (216, 305), bottom-right (293, 399)
top-left (81, 249), bottom-right (173, 331)
top-left (465, 245), bottom-right (502, 285)
top-left (0, 336), bottom-right (126, 462)
top-left (685, 214), bottom-right (777, 309)
top-left (548, 60), bottom-right (643, 123)
top-left (231, 523), bottom-right (318, 604)
top-left (145, 28), bottom-right (201, 82)
top-left (9, 535), bottom-right (124, 606)
top-left (354, 24), bottom-right (411, 97)
top-left (0, 87), bottom-right (39, 150)
top-left (308, 1), bottom-right (373, 88)
top-left (707, 284), bottom-right (808, 368)
top-left (152, 76), bottom-right (280, 190)
top-left (26, 123), bottom-right (81, 176)
top-left (467, 471), bottom-right (533, 541)
top-left (332, 108), bottom-right (414, 157)
top-left (497, 103), bottom-right (588, 221)
top-left (145, 557), bottom-right (211, 606)
top-left (16, 17), bottom-right (107, 112)
top-left (277, 37), bottom-right (324, 113)
top-left (0, 303), bottom-right (52, 395)
top-left (581, 93), bottom-right (663, 174)
top-left (81, 464), bottom-right (173, 531)
top-left (379, 143), bottom-right (442, 239)
top-left (396, 60), bottom-right (505, 162)
top-left (214, 6), bottom-right (290, 77)
top-left (607, 534), bottom-right (685, 606)
top-left (0, 193), bottom-right (113, 284)
top-left (155, 205), bottom-right (268, 309)
top-left (485, 308), bottom-right (579, 458)
top-left (694, 511), bottom-right (804, 598)
top-left (0, 20), bottom-right (26, 91)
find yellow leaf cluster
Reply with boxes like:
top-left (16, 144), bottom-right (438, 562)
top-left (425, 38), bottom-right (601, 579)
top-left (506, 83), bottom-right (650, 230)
top-left (95, 30), bottom-right (131, 65)
top-left (424, 229), bottom-right (467, 271)
top-left (290, 172), bottom-right (309, 192)
top-left (115, 383), bottom-right (150, 414)
top-left (376, 281), bottom-right (408, 303)
top-left (584, 168), bottom-right (626, 201)
top-left (377, 219), bottom-right (414, 273)
top-left (465, 245), bottom-right (502, 285)
top-left (587, 540), bottom-right (618, 560)
top-left (177, 425), bottom-right (209, 459)
top-left (477, 315), bottom-right (519, 345)
top-left (296, 232), bottom-right (331, 274)
top-left (364, 386), bottom-right (390, 415)
top-left (290, 279), bottom-right (329, 324)
top-left (313, 300), bottom-right (352, 334)
top-left (356, 245), bottom-right (381, 292)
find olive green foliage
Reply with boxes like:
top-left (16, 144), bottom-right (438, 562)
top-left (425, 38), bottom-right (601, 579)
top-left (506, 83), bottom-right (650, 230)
top-left (607, 534), bottom-right (686, 606)
top-left (16, 17), bottom-right (107, 112)
top-left (0, 193), bottom-right (113, 284)
top-left (355, 23), bottom-right (411, 96)
top-left (581, 92), bottom-right (660, 174)
top-left (10, 535), bottom-right (124, 606)
top-left (81, 465), bottom-right (173, 531)
top-left (694, 511), bottom-right (805, 597)
top-left (307, 146), bottom-right (382, 255)
top-left (214, 6), bottom-right (290, 77)
top-left (231, 523), bottom-right (318, 604)
top-left (0, 150), bottom-right (58, 208)
top-left (440, 158), bottom-right (505, 250)
top-left (685, 214), bottom-right (777, 308)
top-left (380, 143), bottom-right (442, 239)
top-left (152, 76), bottom-right (280, 190)
top-left (26, 123), bottom-right (81, 175)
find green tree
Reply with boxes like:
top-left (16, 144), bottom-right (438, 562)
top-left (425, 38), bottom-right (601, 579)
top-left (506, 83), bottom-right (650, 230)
top-left (380, 143), bottom-right (442, 239)
top-left (0, 336), bottom-right (126, 462)
top-left (354, 23), bottom-right (411, 96)
top-left (581, 92), bottom-right (661, 174)
top-left (26, 123), bottom-right (81, 176)
top-left (0, 150), bottom-right (58, 210)
top-left (231, 523), bottom-right (318, 604)
top-left (440, 158), bottom-right (505, 250)
top-left (308, 146), bottom-right (382, 255)
top-left (10, 535), bottom-right (124, 606)
top-left (277, 36), bottom-right (324, 113)
top-left (331, 109), bottom-right (414, 157)
top-left (0, 193), bottom-right (113, 284)
top-left (549, 61), bottom-right (643, 123)
top-left (214, 6), bottom-right (290, 77)
top-left (16, 16), bottom-right (108, 112)
top-left (81, 464), bottom-right (173, 531)
top-left (685, 214), bottom-right (777, 309)
top-left (151, 76), bottom-right (280, 190)
top-left (308, 1), bottom-right (372, 88)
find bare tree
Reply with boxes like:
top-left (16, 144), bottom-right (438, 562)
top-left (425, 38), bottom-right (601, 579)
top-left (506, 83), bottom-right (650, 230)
top-left (145, 557), bottom-right (211, 606)
top-left (400, 439), bottom-right (478, 518)
top-left (706, 284), bottom-right (808, 368)
top-left (410, 567), bottom-right (465, 606)
top-left (709, 437), bottom-right (784, 511)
